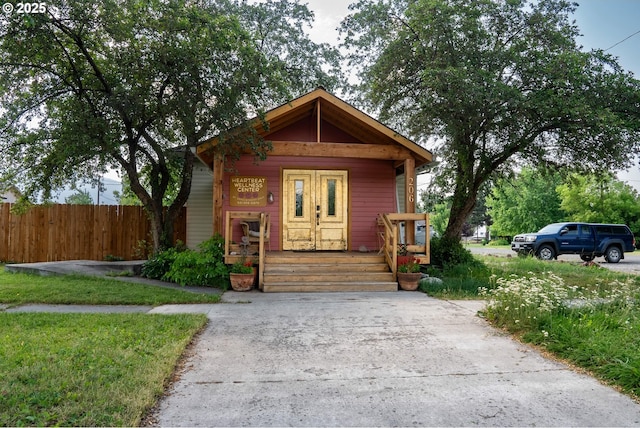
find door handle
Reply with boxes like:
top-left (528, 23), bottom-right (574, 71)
top-left (316, 205), bottom-right (320, 226)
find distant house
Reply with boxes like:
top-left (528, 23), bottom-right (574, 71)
top-left (0, 184), bottom-right (21, 203)
top-left (187, 88), bottom-right (433, 291)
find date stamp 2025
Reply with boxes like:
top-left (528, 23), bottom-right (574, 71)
top-left (3, 2), bottom-right (47, 14)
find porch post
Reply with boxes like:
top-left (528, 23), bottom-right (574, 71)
top-left (404, 157), bottom-right (416, 245)
top-left (213, 155), bottom-right (224, 235)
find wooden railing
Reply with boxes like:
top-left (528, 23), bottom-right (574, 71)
top-left (224, 211), bottom-right (269, 290)
top-left (380, 213), bottom-right (430, 280)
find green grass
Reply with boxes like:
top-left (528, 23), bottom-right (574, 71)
top-left (0, 312), bottom-right (207, 426)
top-left (420, 254), bottom-right (638, 298)
top-left (0, 268), bottom-right (221, 306)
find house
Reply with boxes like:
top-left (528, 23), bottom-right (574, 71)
top-left (0, 184), bottom-right (21, 204)
top-left (190, 88), bottom-right (433, 291)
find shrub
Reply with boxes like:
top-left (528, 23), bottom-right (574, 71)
top-left (161, 235), bottom-right (228, 287)
top-left (197, 234), bottom-right (225, 260)
top-left (429, 236), bottom-right (477, 268)
top-left (141, 246), bottom-right (183, 280)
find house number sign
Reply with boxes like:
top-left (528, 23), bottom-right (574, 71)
top-left (408, 177), bottom-right (415, 203)
top-left (230, 176), bottom-right (268, 207)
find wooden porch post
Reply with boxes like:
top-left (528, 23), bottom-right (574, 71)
top-left (213, 155), bottom-right (224, 236)
top-left (404, 157), bottom-right (416, 245)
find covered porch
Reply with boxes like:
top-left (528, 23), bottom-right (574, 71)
top-left (224, 211), bottom-right (430, 292)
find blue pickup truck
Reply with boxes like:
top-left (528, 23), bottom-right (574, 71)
top-left (511, 222), bottom-right (636, 263)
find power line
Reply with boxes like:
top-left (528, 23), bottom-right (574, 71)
top-left (604, 29), bottom-right (640, 52)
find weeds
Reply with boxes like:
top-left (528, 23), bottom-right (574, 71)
top-left (480, 269), bottom-right (640, 398)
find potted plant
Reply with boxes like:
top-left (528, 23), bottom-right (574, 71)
top-left (397, 256), bottom-right (422, 291)
top-left (229, 259), bottom-right (255, 291)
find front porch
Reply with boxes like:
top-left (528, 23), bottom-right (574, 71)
top-left (224, 211), bottom-right (430, 292)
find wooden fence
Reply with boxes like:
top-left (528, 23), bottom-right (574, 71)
top-left (0, 204), bottom-right (186, 263)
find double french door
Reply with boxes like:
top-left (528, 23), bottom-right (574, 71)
top-left (282, 169), bottom-right (348, 250)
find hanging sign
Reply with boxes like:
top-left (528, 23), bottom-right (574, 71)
top-left (230, 176), bottom-right (267, 207)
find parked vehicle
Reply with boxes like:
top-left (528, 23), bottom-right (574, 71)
top-left (511, 222), bottom-right (635, 263)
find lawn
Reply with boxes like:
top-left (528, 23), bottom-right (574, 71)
top-left (0, 312), bottom-right (207, 426)
top-left (424, 254), bottom-right (640, 400)
top-left (0, 268), bottom-right (221, 306)
top-left (0, 266), bottom-right (218, 425)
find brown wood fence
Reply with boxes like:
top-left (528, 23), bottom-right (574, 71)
top-left (0, 204), bottom-right (186, 263)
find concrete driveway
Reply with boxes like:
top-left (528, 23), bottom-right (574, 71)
top-left (149, 292), bottom-right (640, 427)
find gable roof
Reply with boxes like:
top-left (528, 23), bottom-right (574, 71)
top-left (196, 87), bottom-right (433, 167)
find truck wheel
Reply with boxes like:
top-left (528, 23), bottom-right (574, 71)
top-left (605, 246), bottom-right (622, 263)
top-left (580, 254), bottom-right (594, 262)
top-left (537, 245), bottom-right (556, 261)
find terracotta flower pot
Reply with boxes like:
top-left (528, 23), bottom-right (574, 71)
top-left (229, 272), bottom-right (254, 291)
top-left (397, 272), bottom-right (422, 291)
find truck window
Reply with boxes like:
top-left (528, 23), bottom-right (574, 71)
top-left (579, 225), bottom-right (591, 236)
top-left (612, 226), bottom-right (628, 235)
top-left (564, 225), bottom-right (578, 236)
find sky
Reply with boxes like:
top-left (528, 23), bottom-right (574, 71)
top-left (300, 0), bottom-right (640, 191)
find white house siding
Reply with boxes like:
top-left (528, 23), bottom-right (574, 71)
top-left (1, 190), bottom-right (18, 203)
top-left (396, 174), bottom-right (405, 213)
top-left (186, 163), bottom-right (213, 249)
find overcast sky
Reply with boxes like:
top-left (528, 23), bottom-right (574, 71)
top-left (301, 0), bottom-right (640, 190)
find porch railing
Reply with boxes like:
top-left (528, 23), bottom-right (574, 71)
top-left (380, 213), bottom-right (431, 280)
top-left (224, 211), bottom-right (268, 290)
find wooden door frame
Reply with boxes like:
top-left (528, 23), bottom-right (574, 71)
top-left (280, 167), bottom-right (350, 251)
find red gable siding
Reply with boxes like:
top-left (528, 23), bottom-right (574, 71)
top-left (265, 118), bottom-right (360, 143)
top-left (224, 155), bottom-right (396, 251)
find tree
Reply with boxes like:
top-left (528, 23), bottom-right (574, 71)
top-left (65, 189), bottom-right (94, 205)
top-left (0, 0), bottom-right (341, 251)
top-left (487, 167), bottom-right (564, 237)
top-left (429, 200), bottom-right (452, 237)
top-left (557, 173), bottom-right (640, 233)
top-left (341, 0), bottom-right (640, 240)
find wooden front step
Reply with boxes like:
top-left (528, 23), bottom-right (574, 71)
top-left (262, 252), bottom-right (398, 293)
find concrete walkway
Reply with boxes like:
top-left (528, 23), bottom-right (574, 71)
top-left (147, 292), bottom-right (640, 427)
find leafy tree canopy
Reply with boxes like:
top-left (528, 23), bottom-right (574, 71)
top-left (65, 189), bottom-right (94, 205)
top-left (487, 167), bottom-right (564, 236)
top-left (0, 0), bottom-right (342, 250)
top-left (341, 0), bottom-right (640, 240)
top-left (557, 173), bottom-right (640, 233)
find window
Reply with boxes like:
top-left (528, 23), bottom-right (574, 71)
top-left (295, 180), bottom-right (304, 217)
top-left (327, 179), bottom-right (336, 216)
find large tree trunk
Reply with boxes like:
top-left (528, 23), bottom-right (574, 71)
top-left (124, 148), bottom-right (196, 254)
top-left (443, 187), bottom-right (478, 240)
top-left (442, 141), bottom-right (482, 240)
